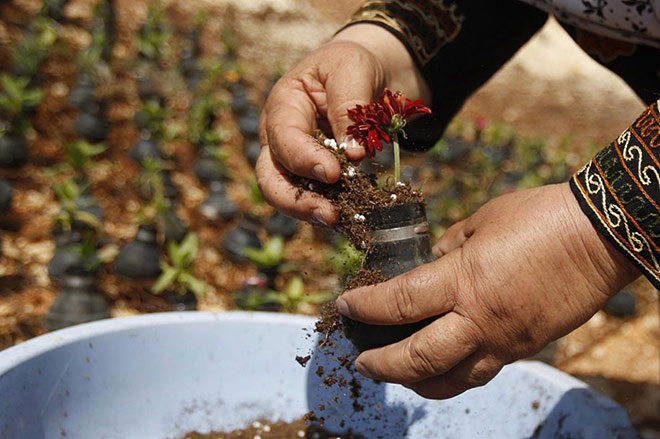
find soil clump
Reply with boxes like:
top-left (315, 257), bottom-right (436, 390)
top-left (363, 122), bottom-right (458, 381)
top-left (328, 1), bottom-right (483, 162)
top-left (182, 418), bottom-right (362, 438)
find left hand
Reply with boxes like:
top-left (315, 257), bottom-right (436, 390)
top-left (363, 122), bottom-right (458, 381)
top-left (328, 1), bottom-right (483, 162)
top-left (335, 183), bottom-right (639, 399)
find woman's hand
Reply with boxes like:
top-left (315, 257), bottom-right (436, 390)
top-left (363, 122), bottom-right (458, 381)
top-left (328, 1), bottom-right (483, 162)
top-left (256, 24), bottom-right (430, 226)
top-left (336, 183), bottom-right (639, 399)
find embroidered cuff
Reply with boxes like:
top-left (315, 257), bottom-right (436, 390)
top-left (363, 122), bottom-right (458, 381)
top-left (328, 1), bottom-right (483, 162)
top-left (571, 100), bottom-right (660, 289)
top-left (339, 0), bottom-right (464, 68)
top-left (338, 1), bottom-right (547, 151)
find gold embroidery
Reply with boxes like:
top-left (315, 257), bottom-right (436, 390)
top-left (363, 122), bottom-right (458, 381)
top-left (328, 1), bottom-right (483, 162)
top-left (635, 106), bottom-right (660, 149)
top-left (343, 0), bottom-right (464, 66)
top-left (572, 101), bottom-right (660, 288)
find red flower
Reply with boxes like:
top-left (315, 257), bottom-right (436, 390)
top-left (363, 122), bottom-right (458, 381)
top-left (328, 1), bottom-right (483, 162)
top-left (346, 102), bottom-right (391, 159)
top-left (346, 89), bottom-right (431, 158)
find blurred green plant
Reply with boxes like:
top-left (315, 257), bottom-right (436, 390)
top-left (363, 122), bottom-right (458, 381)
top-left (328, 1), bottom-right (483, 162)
top-left (11, 17), bottom-right (58, 78)
top-left (221, 24), bottom-right (239, 61)
top-left (78, 16), bottom-right (110, 78)
top-left (53, 178), bottom-right (102, 233)
top-left (233, 276), bottom-right (333, 313)
top-left (64, 140), bottom-right (107, 174)
top-left (249, 176), bottom-right (265, 206)
top-left (71, 231), bottom-right (103, 272)
top-left (135, 100), bottom-right (177, 141)
top-left (274, 276), bottom-right (334, 313)
top-left (0, 74), bottom-right (43, 136)
top-left (138, 0), bottom-right (171, 63)
top-left (137, 157), bottom-right (170, 222)
top-left (323, 237), bottom-right (362, 278)
top-left (218, 25), bottom-right (245, 81)
top-left (242, 235), bottom-right (285, 272)
top-left (152, 233), bottom-right (207, 297)
top-left (43, 140), bottom-right (107, 184)
top-left (187, 92), bottom-right (225, 147)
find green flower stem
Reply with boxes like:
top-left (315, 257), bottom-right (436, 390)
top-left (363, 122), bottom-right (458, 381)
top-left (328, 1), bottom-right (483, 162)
top-left (393, 132), bottom-right (401, 183)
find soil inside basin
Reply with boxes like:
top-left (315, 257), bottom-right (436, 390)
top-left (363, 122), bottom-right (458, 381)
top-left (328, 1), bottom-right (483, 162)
top-left (181, 417), bottom-right (363, 439)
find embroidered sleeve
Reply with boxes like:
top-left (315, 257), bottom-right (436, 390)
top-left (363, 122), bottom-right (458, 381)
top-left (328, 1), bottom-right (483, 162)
top-left (570, 100), bottom-right (660, 288)
top-left (339, 1), bottom-right (548, 150)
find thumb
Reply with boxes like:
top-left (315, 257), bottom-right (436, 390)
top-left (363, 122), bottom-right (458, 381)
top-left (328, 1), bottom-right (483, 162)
top-left (324, 55), bottom-right (381, 161)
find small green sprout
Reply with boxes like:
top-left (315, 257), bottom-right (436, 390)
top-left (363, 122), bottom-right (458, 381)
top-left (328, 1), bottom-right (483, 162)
top-left (138, 0), bottom-right (171, 63)
top-left (0, 74), bottom-right (43, 137)
top-left (323, 237), bottom-right (363, 278)
top-left (233, 276), bottom-right (333, 313)
top-left (63, 140), bottom-right (107, 174)
top-left (53, 178), bottom-right (102, 233)
top-left (242, 235), bottom-right (284, 271)
top-left (137, 157), bottom-right (170, 223)
top-left (152, 233), bottom-right (207, 297)
top-left (10, 17), bottom-right (58, 78)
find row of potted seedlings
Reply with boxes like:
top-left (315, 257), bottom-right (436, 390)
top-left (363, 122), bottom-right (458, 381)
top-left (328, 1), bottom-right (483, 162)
top-left (44, 0), bottom-right (313, 329)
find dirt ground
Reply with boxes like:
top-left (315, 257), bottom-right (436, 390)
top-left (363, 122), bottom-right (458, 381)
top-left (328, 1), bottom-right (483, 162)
top-left (0, 0), bottom-right (658, 436)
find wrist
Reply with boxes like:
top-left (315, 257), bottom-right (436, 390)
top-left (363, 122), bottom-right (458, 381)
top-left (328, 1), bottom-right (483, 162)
top-left (332, 23), bottom-right (432, 105)
top-left (558, 182), bottom-right (640, 297)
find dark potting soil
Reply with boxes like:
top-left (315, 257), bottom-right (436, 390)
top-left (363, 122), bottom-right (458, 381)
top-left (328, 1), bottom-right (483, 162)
top-left (292, 131), bottom-right (424, 249)
top-left (181, 418), bottom-right (363, 439)
top-left (301, 132), bottom-right (423, 349)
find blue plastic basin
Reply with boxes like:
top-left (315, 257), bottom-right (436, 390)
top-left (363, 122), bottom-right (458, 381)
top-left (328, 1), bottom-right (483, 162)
top-left (0, 312), bottom-right (637, 438)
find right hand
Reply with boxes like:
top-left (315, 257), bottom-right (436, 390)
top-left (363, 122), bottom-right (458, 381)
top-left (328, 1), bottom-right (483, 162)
top-left (256, 24), bottom-right (430, 226)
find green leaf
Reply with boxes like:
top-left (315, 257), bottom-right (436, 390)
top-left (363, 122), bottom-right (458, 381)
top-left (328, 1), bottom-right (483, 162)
top-left (179, 271), bottom-right (207, 297)
top-left (177, 233), bottom-right (198, 267)
top-left (167, 239), bottom-right (181, 265)
top-left (285, 276), bottom-right (304, 300)
top-left (152, 264), bottom-right (178, 294)
top-left (242, 236), bottom-right (284, 269)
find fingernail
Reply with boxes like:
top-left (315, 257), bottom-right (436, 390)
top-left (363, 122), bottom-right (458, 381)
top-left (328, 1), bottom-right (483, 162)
top-left (355, 361), bottom-right (373, 379)
top-left (312, 208), bottom-right (328, 227)
top-left (336, 297), bottom-right (351, 317)
top-left (312, 164), bottom-right (328, 183)
top-left (344, 136), bottom-right (362, 153)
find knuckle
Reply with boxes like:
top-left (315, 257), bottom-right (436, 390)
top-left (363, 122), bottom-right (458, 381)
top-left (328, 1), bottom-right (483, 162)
top-left (467, 363), bottom-right (497, 386)
top-left (404, 338), bottom-right (438, 378)
top-left (389, 276), bottom-right (418, 323)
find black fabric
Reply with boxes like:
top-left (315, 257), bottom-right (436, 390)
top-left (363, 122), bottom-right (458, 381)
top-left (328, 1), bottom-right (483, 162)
top-left (559, 23), bottom-right (660, 105)
top-left (341, 1), bottom-right (548, 151)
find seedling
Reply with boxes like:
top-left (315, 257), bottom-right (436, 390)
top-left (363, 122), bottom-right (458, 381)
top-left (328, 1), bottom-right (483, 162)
top-left (72, 231), bottom-right (102, 272)
top-left (152, 233), bottom-right (207, 298)
top-left (187, 93), bottom-right (225, 148)
top-left (242, 235), bottom-right (285, 272)
top-left (137, 157), bottom-right (169, 222)
top-left (53, 178), bottom-right (102, 233)
top-left (10, 17), bottom-right (58, 79)
top-left (272, 276), bottom-right (334, 313)
top-left (134, 100), bottom-right (176, 141)
top-left (138, 0), bottom-right (171, 64)
top-left (323, 237), bottom-right (362, 279)
top-left (77, 18), bottom-right (110, 79)
top-left (233, 276), bottom-right (332, 313)
top-left (0, 74), bottom-right (43, 136)
top-left (66, 140), bottom-right (106, 173)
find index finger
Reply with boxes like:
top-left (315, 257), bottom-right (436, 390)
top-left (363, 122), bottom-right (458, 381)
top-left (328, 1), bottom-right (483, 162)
top-left (355, 311), bottom-right (481, 384)
top-left (261, 78), bottom-right (341, 184)
top-left (336, 255), bottom-right (457, 325)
